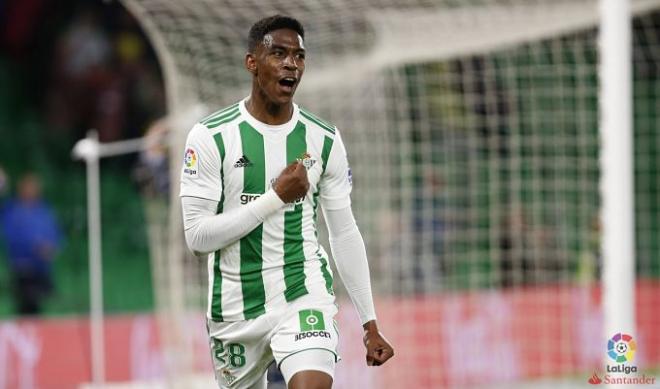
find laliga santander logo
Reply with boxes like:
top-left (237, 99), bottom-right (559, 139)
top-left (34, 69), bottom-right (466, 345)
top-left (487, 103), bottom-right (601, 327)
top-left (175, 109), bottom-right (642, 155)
top-left (605, 332), bottom-right (645, 376)
top-left (182, 148), bottom-right (199, 177)
top-left (588, 333), bottom-right (656, 385)
top-left (184, 148), bottom-right (197, 168)
top-left (608, 333), bottom-right (636, 363)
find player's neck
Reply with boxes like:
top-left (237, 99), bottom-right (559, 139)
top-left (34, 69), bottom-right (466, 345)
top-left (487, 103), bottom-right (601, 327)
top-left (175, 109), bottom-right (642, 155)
top-left (245, 90), bottom-right (293, 125)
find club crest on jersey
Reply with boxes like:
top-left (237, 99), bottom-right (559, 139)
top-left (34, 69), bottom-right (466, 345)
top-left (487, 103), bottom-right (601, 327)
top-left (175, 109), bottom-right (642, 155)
top-left (297, 152), bottom-right (316, 170)
top-left (182, 148), bottom-right (198, 177)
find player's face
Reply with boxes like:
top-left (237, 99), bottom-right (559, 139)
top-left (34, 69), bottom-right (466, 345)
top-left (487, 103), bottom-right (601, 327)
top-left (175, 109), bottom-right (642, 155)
top-left (248, 28), bottom-right (306, 105)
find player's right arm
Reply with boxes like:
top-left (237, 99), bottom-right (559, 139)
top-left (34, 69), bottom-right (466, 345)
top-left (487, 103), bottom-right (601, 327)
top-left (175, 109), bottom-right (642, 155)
top-left (180, 124), bottom-right (308, 255)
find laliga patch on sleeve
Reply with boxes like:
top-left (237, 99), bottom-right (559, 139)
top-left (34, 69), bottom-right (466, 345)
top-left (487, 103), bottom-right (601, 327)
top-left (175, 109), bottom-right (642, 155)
top-left (182, 148), bottom-right (199, 178)
top-left (347, 167), bottom-right (353, 186)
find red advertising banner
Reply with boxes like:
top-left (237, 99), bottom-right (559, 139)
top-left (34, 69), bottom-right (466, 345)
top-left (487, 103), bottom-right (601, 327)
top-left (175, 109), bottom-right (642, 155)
top-left (1, 281), bottom-right (658, 389)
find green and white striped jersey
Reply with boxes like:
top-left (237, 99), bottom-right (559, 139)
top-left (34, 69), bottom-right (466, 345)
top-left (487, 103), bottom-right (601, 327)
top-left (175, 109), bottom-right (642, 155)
top-left (180, 99), bottom-right (352, 322)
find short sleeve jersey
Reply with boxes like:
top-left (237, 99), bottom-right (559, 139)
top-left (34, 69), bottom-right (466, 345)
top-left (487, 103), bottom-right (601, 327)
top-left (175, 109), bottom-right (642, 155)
top-left (180, 99), bottom-right (352, 322)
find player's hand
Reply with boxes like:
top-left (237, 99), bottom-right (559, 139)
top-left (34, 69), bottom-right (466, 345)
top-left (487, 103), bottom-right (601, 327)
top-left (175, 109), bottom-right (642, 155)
top-left (362, 321), bottom-right (394, 366)
top-left (274, 162), bottom-right (309, 203)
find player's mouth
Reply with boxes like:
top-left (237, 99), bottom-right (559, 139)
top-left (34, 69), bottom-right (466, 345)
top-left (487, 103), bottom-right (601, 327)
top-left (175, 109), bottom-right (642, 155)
top-left (278, 76), bottom-right (298, 94)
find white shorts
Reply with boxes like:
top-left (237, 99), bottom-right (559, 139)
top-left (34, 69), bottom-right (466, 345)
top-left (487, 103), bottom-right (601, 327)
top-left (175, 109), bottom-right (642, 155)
top-left (206, 294), bottom-right (340, 388)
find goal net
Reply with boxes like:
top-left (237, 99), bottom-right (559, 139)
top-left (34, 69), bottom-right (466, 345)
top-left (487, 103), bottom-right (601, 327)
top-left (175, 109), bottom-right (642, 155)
top-left (121, 0), bottom-right (660, 387)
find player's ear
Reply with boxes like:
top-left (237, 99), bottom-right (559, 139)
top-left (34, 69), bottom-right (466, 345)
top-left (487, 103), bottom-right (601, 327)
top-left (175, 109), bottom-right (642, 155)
top-left (245, 53), bottom-right (257, 75)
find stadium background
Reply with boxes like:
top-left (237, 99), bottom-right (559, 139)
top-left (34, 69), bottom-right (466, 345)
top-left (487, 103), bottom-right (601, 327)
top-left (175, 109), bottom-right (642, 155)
top-left (0, 0), bottom-right (658, 388)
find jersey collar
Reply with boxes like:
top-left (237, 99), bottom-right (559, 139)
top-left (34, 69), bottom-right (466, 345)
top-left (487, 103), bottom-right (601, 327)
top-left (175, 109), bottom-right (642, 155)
top-left (239, 97), bottom-right (301, 137)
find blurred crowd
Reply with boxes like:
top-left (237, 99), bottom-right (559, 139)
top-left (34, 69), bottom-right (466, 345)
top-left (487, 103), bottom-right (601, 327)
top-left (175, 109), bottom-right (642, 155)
top-left (0, 0), bottom-right (167, 316)
top-left (1, 0), bottom-right (165, 143)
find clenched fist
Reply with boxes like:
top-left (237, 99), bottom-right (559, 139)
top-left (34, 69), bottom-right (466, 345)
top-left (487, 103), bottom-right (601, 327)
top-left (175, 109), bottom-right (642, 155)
top-left (273, 162), bottom-right (309, 203)
top-left (363, 321), bottom-right (394, 366)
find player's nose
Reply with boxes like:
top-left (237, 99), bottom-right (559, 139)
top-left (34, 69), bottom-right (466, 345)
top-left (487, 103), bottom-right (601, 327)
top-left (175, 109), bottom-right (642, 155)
top-left (282, 54), bottom-right (297, 70)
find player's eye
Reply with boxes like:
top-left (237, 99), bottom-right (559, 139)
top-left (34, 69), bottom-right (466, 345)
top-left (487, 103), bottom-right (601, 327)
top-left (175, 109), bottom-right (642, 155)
top-left (296, 52), bottom-right (306, 60)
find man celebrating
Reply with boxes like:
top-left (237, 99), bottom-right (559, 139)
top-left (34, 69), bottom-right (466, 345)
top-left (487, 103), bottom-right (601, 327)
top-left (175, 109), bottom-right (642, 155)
top-left (180, 15), bottom-right (393, 389)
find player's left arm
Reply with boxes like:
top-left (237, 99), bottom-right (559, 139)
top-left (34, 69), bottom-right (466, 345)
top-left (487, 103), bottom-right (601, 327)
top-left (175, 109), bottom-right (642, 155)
top-left (320, 130), bottom-right (394, 367)
top-left (324, 207), bottom-right (394, 366)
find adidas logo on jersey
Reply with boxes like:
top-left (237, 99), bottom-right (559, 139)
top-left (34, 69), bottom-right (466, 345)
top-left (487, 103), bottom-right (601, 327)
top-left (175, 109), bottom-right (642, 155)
top-left (234, 155), bottom-right (252, 168)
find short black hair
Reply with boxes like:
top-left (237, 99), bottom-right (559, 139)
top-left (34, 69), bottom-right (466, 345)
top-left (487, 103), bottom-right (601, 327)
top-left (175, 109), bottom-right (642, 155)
top-left (248, 15), bottom-right (305, 52)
